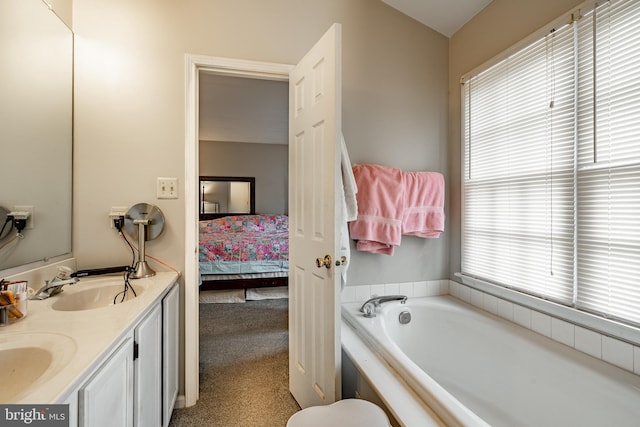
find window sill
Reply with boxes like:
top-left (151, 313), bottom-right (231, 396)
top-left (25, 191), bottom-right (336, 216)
top-left (455, 273), bottom-right (640, 347)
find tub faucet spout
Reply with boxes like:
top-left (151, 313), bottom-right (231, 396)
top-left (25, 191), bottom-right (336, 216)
top-left (360, 295), bottom-right (407, 318)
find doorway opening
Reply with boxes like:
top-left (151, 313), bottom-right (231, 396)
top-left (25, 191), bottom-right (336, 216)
top-left (184, 55), bottom-right (293, 407)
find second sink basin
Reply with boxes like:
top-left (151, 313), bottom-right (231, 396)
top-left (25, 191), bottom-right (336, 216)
top-left (0, 333), bottom-right (76, 403)
top-left (52, 284), bottom-right (143, 311)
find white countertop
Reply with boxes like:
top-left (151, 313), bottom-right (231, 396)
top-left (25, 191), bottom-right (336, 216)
top-left (0, 271), bottom-right (179, 404)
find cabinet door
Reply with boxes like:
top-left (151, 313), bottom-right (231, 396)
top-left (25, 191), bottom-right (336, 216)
top-left (61, 389), bottom-right (78, 427)
top-left (135, 304), bottom-right (162, 427)
top-left (162, 284), bottom-right (179, 427)
top-left (80, 337), bottom-right (134, 427)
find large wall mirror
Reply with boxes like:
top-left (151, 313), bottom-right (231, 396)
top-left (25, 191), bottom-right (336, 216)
top-left (199, 176), bottom-right (255, 220)
top-left (0, 0), bottom-right (73, 273)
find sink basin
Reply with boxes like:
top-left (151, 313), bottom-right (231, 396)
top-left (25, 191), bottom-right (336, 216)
top-left (0, 333), bottom-right (76, 402)
top-left (52, 284), bottom-right (143, 311)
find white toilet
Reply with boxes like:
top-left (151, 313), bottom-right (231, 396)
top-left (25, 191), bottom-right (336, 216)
top-left (286, 399), bottom-right (391, 427)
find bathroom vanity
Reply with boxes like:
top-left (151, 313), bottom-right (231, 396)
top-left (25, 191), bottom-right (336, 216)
top-left (0, 271), bottom-right (179, 427)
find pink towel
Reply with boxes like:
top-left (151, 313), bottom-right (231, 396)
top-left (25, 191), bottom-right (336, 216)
top-left (349, 164), bottom-right (403, 255)
top-left (402, 171), bottom-right (445, 238)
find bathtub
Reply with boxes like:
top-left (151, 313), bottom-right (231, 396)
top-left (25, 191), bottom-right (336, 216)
top-left (342, 296), bottom-right (640, 427)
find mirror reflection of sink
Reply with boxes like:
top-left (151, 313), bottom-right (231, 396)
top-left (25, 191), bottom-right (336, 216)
top-left (0, 333), bottom-right (76, 403)
top-left (52, 284), bottom-right (142, 311)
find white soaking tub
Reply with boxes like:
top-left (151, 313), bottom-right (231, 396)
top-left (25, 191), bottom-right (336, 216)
top-left (342, 296), bottom-right (640, 427)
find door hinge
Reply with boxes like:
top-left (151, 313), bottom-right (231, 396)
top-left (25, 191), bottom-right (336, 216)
top-left (133, 341), bottom-right (139, 360)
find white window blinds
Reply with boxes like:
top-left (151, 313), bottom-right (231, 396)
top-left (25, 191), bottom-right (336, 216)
top-left (576, 0), bottom-right (640, 324)
top-left (463, 0), bottom-right (640, 325)
top-left (463, 21), bottom-right (576, 304)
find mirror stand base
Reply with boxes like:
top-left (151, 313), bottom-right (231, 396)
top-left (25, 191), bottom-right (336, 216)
top-left (130, 261), bottom-right (155, 279)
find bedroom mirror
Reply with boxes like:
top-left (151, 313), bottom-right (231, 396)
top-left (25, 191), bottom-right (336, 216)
top-left (199, 176), bottom-right (256, 220)
top-left (0, 0), bottom-right (73, 273)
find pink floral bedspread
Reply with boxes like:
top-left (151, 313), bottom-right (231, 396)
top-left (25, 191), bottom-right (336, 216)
top-left (199, 215), bottom-right (288, 274)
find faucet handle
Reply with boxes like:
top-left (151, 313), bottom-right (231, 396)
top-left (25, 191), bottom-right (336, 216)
top-left (55, 266), bottom-right (74, 280)
top-left (362, 303), bottom-right (376, 318)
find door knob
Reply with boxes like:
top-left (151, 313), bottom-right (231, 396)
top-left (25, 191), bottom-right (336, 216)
top-left (335, 256), bottom-right (347, 266)
top-left (316, 254), bottom-right (332, 269)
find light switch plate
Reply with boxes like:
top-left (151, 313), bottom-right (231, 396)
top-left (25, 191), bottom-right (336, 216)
top-left (157, 177), bottom-right (178, 199)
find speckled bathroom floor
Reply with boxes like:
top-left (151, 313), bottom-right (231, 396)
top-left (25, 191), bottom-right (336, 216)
top-left (169, 298), bottom-right (301, 427)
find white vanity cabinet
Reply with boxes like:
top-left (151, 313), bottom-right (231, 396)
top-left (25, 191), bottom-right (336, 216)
top-left (80, 337), bottom-right (135, 427)
top-left (135, 304), bottom-right (163, 427)
top-left (136, 282), bottom-right (179, 427)
top-left (61, 389), bottom-right (78, 427)
top-left (162, 284), bottom-right (179, 427)
top-left (68, 281), bottom-right (179, 427)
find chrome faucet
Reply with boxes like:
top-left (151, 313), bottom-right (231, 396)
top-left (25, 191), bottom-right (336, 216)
top-left (32, 277), bottom-right (78, 300)
top-left (360, 294), bottom-right (407, 318)
top-left (31, 267), bottom-right (79, 300)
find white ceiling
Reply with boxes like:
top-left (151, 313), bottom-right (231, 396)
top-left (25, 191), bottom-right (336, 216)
top-left (381, 0), bottom-right (493, 37)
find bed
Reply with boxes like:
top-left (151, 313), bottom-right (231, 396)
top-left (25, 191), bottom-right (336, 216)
top-left (199, 214), bottom-right (289, 290)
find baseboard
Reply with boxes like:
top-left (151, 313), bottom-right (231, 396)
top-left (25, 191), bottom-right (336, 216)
top-left (174, 395), bottom-right (187, 409)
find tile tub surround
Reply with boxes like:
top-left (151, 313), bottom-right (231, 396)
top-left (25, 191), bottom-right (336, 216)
top-left (449, 280), bottom-right (640, 376)
top-left (341, 280), bottom-right (450, 304)
top-left (343, 280), bottom-right (640, 376)
top-left (0, 271), bottom-right (179, 403)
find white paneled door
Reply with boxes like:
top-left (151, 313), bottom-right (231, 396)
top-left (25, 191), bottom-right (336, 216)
top-left (288, 23), bottom-right (342, 409)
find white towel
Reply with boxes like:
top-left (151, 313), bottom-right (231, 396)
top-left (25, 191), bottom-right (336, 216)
top-left (340, 133), bottom-right (357, 288)
top-left (339, 172), bottom-right (351, 289)
top-left (341, 133), bottom-right (358, 222)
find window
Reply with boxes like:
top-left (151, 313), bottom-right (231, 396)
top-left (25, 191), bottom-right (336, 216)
top-left (462, 0), bottom-right (640, 326)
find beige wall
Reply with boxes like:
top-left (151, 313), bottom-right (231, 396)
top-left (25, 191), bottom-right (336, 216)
top-left (72, 0), bottom-right (449, 283)
top-left (199, 141), bottom-right (288, 215)
top-left (447, 0), bottom-right (586, 279)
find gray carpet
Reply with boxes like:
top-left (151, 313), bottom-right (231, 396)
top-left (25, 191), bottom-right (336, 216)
top-left (169, 299), bottom-right (301, 427)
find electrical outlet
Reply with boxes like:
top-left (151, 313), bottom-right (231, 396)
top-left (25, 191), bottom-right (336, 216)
top-left (157, 177), bottom-right (178, 199)
top-left (12, 205), bottom-right (34, 229)
top-left (109, 206), bottom-right (128, 228)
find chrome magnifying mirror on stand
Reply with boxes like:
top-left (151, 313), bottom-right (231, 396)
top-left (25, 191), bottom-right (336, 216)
top-left (124, 203), bottom-right (165, 279)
